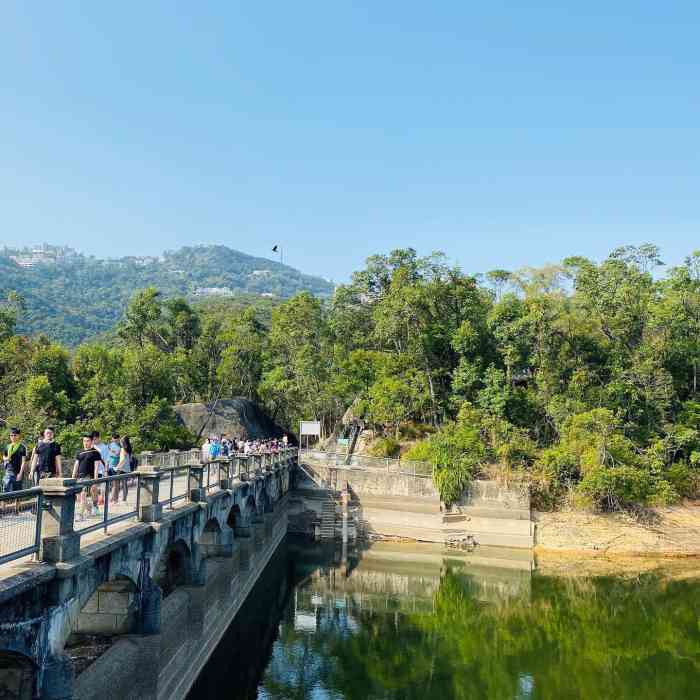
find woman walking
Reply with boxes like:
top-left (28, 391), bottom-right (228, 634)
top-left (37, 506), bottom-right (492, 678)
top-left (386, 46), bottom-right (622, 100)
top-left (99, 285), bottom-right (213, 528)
top-left (112, 436), bottom-right (134, 503)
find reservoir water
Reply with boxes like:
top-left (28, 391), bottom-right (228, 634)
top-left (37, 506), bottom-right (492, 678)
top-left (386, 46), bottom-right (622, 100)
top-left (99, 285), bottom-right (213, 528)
top-left (188, 538), bottom-right (700, 700)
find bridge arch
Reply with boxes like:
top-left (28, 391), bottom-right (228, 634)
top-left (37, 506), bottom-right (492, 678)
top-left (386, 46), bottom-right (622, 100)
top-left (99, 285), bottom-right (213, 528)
top-left (0, 650), bottom-right (34, 700)
top-left (227, 504), bottom-right (242, 532)
top-left (154, 539), bottom-right (193, 598)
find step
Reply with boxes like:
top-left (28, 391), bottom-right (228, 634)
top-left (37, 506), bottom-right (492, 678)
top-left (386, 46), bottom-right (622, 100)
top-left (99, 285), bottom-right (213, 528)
top-left (357, 521), bottom-right (533, 549)
top-left (442, 516), bottom-right (532, 536)
top-left (446, 506), bottom-right (531, 521)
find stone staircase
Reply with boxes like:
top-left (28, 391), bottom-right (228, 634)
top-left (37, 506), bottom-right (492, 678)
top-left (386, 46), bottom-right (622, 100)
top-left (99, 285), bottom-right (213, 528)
top-left (320, 497), bottom-right (337, 539)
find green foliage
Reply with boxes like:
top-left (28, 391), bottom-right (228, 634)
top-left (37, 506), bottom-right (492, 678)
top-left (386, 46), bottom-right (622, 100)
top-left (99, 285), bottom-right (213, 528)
top-left (404, 408), bottom-right (485, 504)
top-left (2, 242), bottom-right (700, 511)
top-left (368, 437), bottom-right (401, 458)
top-left (0, 244), bottom-right (332, 345)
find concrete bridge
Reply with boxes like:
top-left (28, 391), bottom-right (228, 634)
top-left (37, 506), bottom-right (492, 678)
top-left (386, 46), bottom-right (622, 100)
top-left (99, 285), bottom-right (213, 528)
top-left (0, 450), bottom-right (295, 700)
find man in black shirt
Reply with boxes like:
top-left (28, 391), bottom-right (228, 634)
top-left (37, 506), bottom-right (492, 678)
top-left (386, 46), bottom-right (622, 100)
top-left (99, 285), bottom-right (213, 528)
top-left (72, 434), bottom-right (105, 519)
top-left (2, 427), bottom-right (27, 492)
top-left (30, 427), bottom-right (62, 482)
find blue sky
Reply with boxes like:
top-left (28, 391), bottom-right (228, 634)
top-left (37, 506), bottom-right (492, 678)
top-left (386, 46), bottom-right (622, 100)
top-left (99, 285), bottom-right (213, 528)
top-left (1, 2), bottom-right (698, 282)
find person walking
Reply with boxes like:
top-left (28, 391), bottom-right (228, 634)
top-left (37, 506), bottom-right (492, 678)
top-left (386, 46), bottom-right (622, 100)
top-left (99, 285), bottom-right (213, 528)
top-left (29, 427), bottom-right (62, 482)
top-left (201, 437), bottom-right (211, 463)
top-left (107, 433), bottom-right (121, 475)
top-left (72, 433), bottom-right (104, 519)
top-left (112, 436), bottom-right (134, 503)
top-left (2, 428), bottom-right (28, 493)
top-left (92, 431), bottom-right (110, 476)
top-left (73, 433), bottom-right (104, 519)
top-left (209, 435), bottom-right (221, 461)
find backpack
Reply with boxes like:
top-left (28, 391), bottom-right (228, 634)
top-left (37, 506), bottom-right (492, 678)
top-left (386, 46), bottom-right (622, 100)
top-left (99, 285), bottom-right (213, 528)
top-left (129, 454), bottom-right (139, 470)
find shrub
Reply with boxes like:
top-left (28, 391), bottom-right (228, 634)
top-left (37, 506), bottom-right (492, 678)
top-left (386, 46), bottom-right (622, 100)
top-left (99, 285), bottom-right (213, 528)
top-left (369, 437), bottom-right (401, 458)
top-left (665, 462), bottom-right (700, 499)
top-left (403, 440), bottom-right (433, 462)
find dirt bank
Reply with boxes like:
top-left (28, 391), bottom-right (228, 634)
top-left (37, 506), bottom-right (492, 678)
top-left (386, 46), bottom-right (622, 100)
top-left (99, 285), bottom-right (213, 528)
top-left (534, 501), bottom-right (700, 559)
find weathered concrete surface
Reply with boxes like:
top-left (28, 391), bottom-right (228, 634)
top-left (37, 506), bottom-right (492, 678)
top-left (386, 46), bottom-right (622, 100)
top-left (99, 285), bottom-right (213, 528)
top-left (293, 460), bottom-right (534, 549)
top-left (70, 495), bottom-right (290, 700)
top-left (174, 398), bottom-right (287, 441)
top-left (0, 460), bottom-right (291, 700)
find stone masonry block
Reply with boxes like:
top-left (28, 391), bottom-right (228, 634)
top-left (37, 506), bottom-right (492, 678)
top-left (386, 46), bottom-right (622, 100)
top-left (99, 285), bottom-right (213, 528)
top-left (98, 590), bottom-right (133, 614)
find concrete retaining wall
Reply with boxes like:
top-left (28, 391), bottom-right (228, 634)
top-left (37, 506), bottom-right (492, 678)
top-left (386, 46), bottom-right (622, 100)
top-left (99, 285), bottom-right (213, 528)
top-left (295, 459), bottom-right (534, 549)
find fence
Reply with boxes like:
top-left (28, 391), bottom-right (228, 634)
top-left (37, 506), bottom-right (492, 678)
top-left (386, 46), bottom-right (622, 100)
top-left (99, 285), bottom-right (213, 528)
top-left (158, 466), bottom-right (190, 510)
top-left (0, 448), bottom-right (298, 566)
top-left (0, 488), bottom-right (43, 566)
top-left (299, 449), bottom-right (433, 476)
top-left (73, 473), bottom-right (140, 536)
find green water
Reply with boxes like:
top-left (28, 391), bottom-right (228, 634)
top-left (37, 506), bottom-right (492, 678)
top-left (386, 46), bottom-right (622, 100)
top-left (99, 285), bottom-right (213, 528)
top-left (190, 540), bottom-right (700, 700)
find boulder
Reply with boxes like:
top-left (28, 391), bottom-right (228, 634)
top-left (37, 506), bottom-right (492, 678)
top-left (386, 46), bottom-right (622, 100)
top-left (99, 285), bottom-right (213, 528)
top-left (173, 398), bottom-right (290, 442)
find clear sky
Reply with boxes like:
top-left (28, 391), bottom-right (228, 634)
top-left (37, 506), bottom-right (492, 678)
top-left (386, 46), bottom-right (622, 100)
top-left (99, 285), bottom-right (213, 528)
top-left (1, 2), bottom-right (698, 282)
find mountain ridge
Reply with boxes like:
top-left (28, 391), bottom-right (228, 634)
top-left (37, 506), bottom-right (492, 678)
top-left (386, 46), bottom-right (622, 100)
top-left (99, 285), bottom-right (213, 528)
top-left (0, 243), bottom-right (334, 345)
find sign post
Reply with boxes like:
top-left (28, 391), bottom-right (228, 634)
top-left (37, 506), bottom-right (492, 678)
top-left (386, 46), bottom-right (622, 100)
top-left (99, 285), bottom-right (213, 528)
top-left (299, 420), bottom-right (321, 450)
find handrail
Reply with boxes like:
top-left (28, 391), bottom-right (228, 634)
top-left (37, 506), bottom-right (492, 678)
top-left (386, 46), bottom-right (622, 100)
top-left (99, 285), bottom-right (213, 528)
top-left (0, 447), bottom-right (298, 566)
top-left (73, 472), bottom-right (140, 536)
top-left (0, 487), bottom-right (44, 565)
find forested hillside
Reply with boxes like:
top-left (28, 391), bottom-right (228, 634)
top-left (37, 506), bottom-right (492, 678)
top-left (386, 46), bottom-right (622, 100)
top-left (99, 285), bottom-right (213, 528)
top-left (1, 243), bottom-right (699, 513)
top-left (0, 245), bottom-right (332, 344)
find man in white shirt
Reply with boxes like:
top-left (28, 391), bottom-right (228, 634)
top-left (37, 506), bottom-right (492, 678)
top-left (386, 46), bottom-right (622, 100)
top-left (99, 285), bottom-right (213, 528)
top-left (92, 431), bottom-right (110, 477)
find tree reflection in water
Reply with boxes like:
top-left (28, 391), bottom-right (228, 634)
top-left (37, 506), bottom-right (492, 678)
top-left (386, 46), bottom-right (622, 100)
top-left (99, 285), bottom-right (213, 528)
top-left (259, 563), bottom-right (700, 700)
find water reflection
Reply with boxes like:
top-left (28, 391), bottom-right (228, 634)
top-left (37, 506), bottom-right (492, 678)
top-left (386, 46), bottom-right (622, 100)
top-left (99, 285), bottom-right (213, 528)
top-left (189, 539), bottom-right (700, 700)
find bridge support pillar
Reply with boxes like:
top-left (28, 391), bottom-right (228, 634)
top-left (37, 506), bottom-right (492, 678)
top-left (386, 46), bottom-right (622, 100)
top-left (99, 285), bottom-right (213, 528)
top-left (263, 511), bottom-right (275, 540)
top-left (137, 470), bottom-right (163, 522)
top-left (189, 466), bottom-right (207, 502)
top-left (40, 653), bottom-right (73, 700)
top-left (218, 459), bottom-right (233, 490)
top-left (40, 479), bottom-right (81, 563)
top-left (234, 532), bottom-right (252, 571)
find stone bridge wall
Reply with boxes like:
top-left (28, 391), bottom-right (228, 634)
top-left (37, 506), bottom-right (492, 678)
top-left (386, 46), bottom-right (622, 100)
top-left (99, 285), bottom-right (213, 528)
top-left (0, 460), bottom-right (292, 700)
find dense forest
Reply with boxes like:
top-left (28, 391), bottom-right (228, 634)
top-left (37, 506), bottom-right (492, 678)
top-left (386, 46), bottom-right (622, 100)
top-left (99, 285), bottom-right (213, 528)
top-left (1, 243), bottom-right (699, 511)
top-left (0, 244), bottom-right (332, 344)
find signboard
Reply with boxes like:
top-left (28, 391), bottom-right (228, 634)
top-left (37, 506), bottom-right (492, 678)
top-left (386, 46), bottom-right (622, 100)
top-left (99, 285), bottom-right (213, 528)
top-left (300, 421), bottom-right (321, 436)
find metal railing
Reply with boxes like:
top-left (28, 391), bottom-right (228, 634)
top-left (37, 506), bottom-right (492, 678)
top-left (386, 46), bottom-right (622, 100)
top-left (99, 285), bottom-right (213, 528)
top-left (299, 449), bottom-right (432, 476)
top-left (73, 473), bottom-right (141, 536)
top-left (0, 487), bottom-right (43, 565)
top-left (157, 466), bottom-right (190, 510)
top-left (0, 447), bottom-right (297, 565)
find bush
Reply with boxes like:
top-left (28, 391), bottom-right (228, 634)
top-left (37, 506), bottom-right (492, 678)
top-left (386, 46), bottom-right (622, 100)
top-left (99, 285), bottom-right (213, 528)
top-left (418, 418), bottom-right (486, 506)
top-left (399, 422), bottom-right (435, 440)
top-left (666, 462), bottom-right (700, 499)
top-left (369, 437), bottom-right (401, 458)
top-left (403, 440), bottom-right (433, 462)
top-left (577, 465), bottom-right (660, 511)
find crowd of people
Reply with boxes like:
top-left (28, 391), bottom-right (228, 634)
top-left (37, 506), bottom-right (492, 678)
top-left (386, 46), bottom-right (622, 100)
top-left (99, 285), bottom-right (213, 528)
top-left (2, 427), bottom-right (292, 518)
top-left (200, 434), bottom-right (289, 462)
top-left (1, 426), bottom-right (137, 519)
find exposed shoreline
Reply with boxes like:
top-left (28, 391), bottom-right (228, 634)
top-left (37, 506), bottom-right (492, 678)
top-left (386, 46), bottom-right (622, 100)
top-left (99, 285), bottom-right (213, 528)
top-left (533, 502), bottom-right (700, 561)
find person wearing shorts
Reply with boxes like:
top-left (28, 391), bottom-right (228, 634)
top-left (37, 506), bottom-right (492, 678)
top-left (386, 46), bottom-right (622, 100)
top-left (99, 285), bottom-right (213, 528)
top-left (72, 434), bottom-right (104, 519)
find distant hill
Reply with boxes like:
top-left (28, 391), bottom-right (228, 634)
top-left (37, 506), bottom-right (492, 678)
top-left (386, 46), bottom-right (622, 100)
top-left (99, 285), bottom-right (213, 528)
top-left (0, 244), bottom-right (333, 345)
